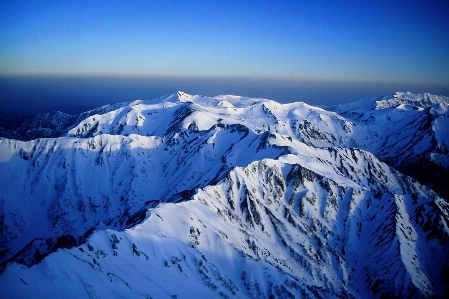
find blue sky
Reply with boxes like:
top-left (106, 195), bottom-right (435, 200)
top-left (1, 0), bottom-right (449, 113)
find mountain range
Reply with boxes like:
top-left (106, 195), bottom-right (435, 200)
top-left (0, 91), bottom-right (448, 298)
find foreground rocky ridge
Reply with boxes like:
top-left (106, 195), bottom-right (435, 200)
top-left (0, 91), bottom-right (448, 298)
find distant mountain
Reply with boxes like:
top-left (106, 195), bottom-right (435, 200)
top-left (0, 91), bottom-right (448, 298)
top-left (0, 111), bottom-right (77, 140)
top-left (0, 101), bottom-right (131, 141)
top-left (325, 92), bottom-right (449, 199)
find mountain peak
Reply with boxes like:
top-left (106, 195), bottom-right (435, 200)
top-left (177, 91), bottom-right (192, 101)
top-left (374, 91), bottom-right (449, 110)
top-left (326, 91), bottom-right (449, 113)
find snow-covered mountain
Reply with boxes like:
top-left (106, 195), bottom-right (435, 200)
top-left (0, 91), bottom-right (448, 298)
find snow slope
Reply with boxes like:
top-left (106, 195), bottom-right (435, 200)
top-left (0, 91), bottom-right (448, 298)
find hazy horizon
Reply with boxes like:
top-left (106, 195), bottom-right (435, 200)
top-left (1, 74), bottom-right (449, 115)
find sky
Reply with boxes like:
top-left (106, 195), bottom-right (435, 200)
top-left (1, 0), bottom-right (448, 114)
